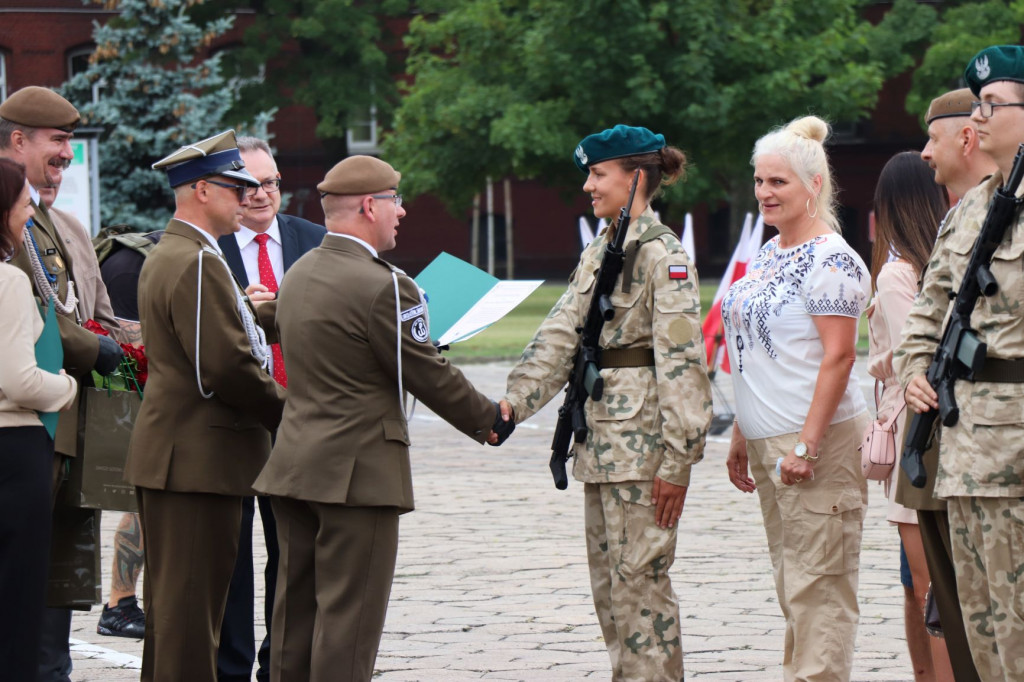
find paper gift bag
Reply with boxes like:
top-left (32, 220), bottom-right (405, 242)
top-left (46, 505), bottom-right (102, 608)
top-left (64, 387), bottom-right (140, 512)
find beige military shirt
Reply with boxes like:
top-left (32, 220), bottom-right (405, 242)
top-left (504, 207), bottom-right (712, 487)
top-left (895, 173), bottom-right (1024, 498)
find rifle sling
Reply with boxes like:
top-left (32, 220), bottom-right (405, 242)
top-left (621, 225), bottom-right (677, 294)
top-left (601, 348), bottom-right (655, 368)
top-left (969, 357), bottom-right (1024, 383)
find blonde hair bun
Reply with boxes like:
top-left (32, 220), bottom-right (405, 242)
top-left (785, 116), bottom-right (830, 144)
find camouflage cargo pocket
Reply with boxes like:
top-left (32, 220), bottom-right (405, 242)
top-left (963, 383), bottom-right (1024, 489)
top-left (797, 488), bottom-right (864, 576)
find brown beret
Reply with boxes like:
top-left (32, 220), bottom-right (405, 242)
top-left (0, 86), bottom-right (80, 132)
top-left (925, 88), bottom-right (974, 125)
top-left (318, 155), bottom-right (401, 196)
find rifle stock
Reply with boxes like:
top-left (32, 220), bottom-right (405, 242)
top-left (549, 170), bottom-right (641, 489)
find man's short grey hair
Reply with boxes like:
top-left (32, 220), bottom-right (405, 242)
top-left (0, 118), bottom-right (32, 151)
top-left (236, 135), bottom-right (274, 158)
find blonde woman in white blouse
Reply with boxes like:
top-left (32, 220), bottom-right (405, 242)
top-left (0, 158), bottom-right (76, 680)
top-left (723, 116), bottom-right (870, 682)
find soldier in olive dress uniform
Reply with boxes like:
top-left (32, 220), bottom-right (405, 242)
top-left (897, 45), bottom-right (1024, 682)
top-left (253, 155), bottom-right (510, 682)
top-left (500, 126), bottom-right (712, 682)
top-left (0, 85), bottom-right (124, 682)
top-left (125, 130), bottom-right (285, 682)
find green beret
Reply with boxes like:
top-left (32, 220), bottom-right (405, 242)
top-left (965, 45), bottom-right (1024, 96)
top-left (152, 129), bottom-right (258, 188)
top-left (925, 88), bottom-right (974, 125)
top-left (573, 125), bottom-right (665, 173)
top-left (0, 86), bottom-right (79, 132)
top-left (318, 155), bottom-right (401, 195)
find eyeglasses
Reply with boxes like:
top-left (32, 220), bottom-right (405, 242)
top-left (194, 179), bottom-right (258, 203)
top-left (971, 100), bottom-right (1024, 119)
top-left (258, 178), bottom-right (282, 194)
top-left (371, 193), bottom-right (403, 207)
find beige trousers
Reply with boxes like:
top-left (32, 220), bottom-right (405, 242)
top-left (585, 481), bottom-right (683, 682)
top-left (745, 415), bottom-right (868, 682)
top-left (947, 496), bottom-right (1024, 682)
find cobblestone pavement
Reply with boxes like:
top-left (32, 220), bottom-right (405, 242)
top-left (70, 359), bottom-right (919, 681)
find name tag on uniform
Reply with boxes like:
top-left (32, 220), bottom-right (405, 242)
top-left (45, 248), bottom-right (57, 256)
top-left (668, 265), bottom-right (688, 280)
top-left (400, 304), bottom-right (425, 322)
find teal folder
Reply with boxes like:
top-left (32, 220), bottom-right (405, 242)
top-left (414, 252), bottom-right (544, 345)
top-left (414, 252), bottom-right (499, 344)
top-left (34, 299), bottom-right (64, 439)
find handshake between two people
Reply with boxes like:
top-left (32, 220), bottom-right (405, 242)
top-left (487, 399), bottom-right (516, 446)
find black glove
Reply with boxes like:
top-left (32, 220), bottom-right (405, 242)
top-left (94, 334), bottom-right (124, 376)
top-left (488, 401), bottom-right (515, 446)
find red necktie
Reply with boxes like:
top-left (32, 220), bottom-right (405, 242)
top-left (254, 233), bottom-right (286, 387)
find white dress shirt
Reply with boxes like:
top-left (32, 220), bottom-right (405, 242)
top-left (235, 218), bottom-right (284, 287)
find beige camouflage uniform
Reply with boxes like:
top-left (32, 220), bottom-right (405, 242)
top-left (895, 173), bottom-right (1024, 681)
top-left (505, 207), bottom-right (712, 682)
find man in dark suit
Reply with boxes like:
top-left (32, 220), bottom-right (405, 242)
top-left (216, 137), bottom-right (325, 682)
top-left (253, 155), bottom-right (511, 682)
top-left (125, 130), bottom-right (285, 682)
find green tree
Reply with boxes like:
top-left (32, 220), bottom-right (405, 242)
top-left (221, 0), bottom-right (410, 156)
top-left (62, 0), bottom-right (273, 232)
top-left (907, 0), bottom-right (1024, 122)
top-left (386, 0), bottom-right (937, 217)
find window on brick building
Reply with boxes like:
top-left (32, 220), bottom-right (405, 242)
top-left (67, 45), bottom-right (102, 103)
top-left (0, 53), bottom-right (7, 102)
top-left (347, 102), bottom-right (379, 154)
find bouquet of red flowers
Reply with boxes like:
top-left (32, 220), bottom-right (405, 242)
top-left (84, 319), bottom-right (147, 393)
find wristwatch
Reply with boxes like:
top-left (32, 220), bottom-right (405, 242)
top-left (794, 441), bottom-right (818, 462)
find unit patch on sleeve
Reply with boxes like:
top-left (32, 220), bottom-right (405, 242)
top-left (410, 317), bottom-right (430, 343)
top-left (668, 265), bottom-right (688, 280)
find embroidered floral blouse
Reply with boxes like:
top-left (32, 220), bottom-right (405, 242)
top-left (722, 233), bottom-right (869, 439)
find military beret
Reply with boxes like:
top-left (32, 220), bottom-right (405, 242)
top-left (573, 124), bottom-right (665, 173)
top-left (925, 88), bottom-right (974, 125)
top-left (317, 155), bottom-right (401, 196)
top-left (0, 86), bottom-right (80, 132)
top-left (152, 129), bottom-right (258, 188)
top-left (965, 45), bottom-right (1024, 96)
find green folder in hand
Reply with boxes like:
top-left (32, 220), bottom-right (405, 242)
top-left (34, 298), bottom-right (64, 439)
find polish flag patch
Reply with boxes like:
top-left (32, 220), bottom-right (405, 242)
top-left (668, 265), bottom-right (688, 280)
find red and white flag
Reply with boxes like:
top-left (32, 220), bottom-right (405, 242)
top-left (681, 213), bottom-right (695, 264)
top-left (701, 213), bottom-right (764, 374)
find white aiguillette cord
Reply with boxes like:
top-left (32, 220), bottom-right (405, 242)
top-left (195, 245), bottom-right (269, 399)
top-left (392, 271), bottom-right (418, 420)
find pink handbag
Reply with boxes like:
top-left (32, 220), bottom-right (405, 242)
top-left (860, 382), bottom-right (907, 484)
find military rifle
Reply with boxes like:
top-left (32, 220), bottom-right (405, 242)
top-left (901, 143), bottom-right (1024, 488)
top-left (549, 170), bottom-right (641, 490)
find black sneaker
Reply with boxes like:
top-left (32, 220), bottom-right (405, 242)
top-left (96, 596), bottom-right (145, 639)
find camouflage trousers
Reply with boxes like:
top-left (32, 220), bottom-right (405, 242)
top-left (947, 496), bottom-right (1024, 682)
top-left (745, 415), bottom-right (867, 682)
top-left (584, 481), bottom-right (683, 682)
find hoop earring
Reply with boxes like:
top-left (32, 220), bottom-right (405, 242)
top-left (757, 201), bottom-right (764, 215)
top-left (805, 197), bottom-right (818, 219)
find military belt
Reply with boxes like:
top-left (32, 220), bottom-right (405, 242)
top-left (600, 348), bottom-right (655, 368)
top-left (970, 357), bottom-right (1024, 383)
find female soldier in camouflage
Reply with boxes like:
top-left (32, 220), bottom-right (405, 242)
top-left (500, 124), bottom-right (712, 682)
